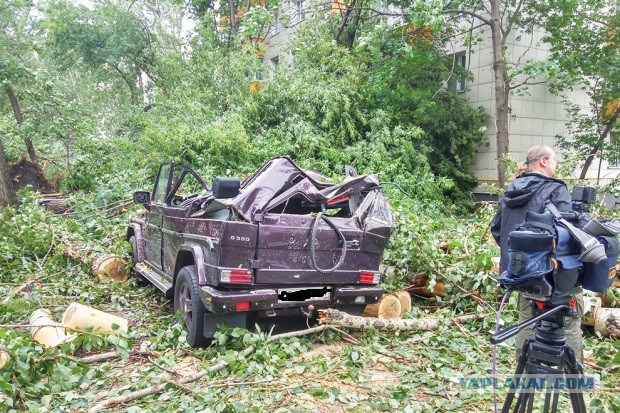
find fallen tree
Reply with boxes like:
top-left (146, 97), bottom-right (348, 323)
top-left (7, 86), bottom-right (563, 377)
top-left (318, 308), bottom-right (485, 330)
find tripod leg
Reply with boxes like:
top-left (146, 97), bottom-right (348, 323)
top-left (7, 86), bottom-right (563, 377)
top-left (525, 391), bottom-right (535, 413)
top-left (551, 389), bottom-right (560, 412)
top-left (569, 391), bottom-right (587, 413)
top-left (502, 340), bottom-right (531, 413)
top-left (564, 346), bottom-right (588, 413)
top-left (513, 391), bottom-right (528, 413)
top-left (543, 387), bottom-right (552, 412)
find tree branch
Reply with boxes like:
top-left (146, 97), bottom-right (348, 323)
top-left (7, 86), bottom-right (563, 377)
top-left (502, 0), bottom-right (525, 44)
top-left (334, 0), bottom-right (357, 43)
top-left (88, 325), bottom-right (339, 412)
top-left (579, 105), bottom-right (620, 180)
top-left (444, 9), bottom-right (492, 26)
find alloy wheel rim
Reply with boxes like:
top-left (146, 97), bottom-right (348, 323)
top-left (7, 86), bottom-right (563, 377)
top-left (179, 282), bottom-right (193, 326)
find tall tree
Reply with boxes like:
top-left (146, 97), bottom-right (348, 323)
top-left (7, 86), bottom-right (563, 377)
top-left (45, 1), bottom-right (161, 105)
top-left (534, 0), bottom-right (619, 179)
top-left (405, 0), bottom-right (555, 187)
top-left (1, 0), bottom-right (40, 163)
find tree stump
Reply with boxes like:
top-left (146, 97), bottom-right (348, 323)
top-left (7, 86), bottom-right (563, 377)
top-left (397, 290), bottom-right (412, 317)
top-left (594, 307), bottom-right (620, 338)
top-left (91, 254), bottom-right (129, 282)
top-left (363, 294), bottom-right (402, 319)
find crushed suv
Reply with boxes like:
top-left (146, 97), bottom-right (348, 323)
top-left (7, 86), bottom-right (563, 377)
top-left (128, 157), bottom-right (394, 347)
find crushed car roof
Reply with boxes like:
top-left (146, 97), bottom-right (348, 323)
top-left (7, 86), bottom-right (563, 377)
top-left (225, 157), bottom-right (382, 222)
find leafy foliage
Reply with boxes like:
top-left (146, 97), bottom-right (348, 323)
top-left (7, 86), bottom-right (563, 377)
top-left (0, 0), bottom-right (618, 412)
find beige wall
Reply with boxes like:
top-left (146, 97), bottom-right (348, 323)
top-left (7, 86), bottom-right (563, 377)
top-left (458, 26), bottom-right (618, 185)
top-left (263, 6), bottom-right (620, 185)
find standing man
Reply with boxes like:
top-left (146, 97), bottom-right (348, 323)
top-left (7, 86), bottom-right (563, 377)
top-left (490, 145), bottom-right (584, 362)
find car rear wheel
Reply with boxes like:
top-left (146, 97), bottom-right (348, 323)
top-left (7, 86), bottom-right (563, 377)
top-left (128, 236), bottom-right (149, 286)
top-left (174, 265), bottom-right (209, 347)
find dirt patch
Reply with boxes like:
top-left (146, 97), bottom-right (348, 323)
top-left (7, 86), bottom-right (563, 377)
top-left (9, 158), bottom-right (56, 193)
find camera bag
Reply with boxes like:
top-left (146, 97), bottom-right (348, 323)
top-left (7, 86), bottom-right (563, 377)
top-left (581, 234), bottom-right (620, 293)
top-left (498, 211), bottom-right (556, 291)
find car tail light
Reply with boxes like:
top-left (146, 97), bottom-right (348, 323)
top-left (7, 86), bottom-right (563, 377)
top-left (221, 269), bottom-right (253, 284)
top-left (327, 195), bottom-right (350, 205)
top-left (235, 301), bottom-right (251, 311)
top-left (360, 271), bottom-right (380, 284)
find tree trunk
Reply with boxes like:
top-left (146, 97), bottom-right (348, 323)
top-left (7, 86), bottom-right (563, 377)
top-left (90, 254), bottom-right (129, 282)
top-left (5, 86), bottom-right (36, 163)
top-left (0, 137), bottom-right (17, 211)
top-left (229, 0), bottom-right (237, 36)
top-left (0, 349), bottom-right (9, 370)
top-left (345, 8), bottom-right (361, 49)
top-left (490, 1), bottom-right (510, 188)
top-left (334, 0), bottom-right (357, 43)
top-left (319, 308), bottom-right (483, 330)
top-left (409, 274), bottom-right (447, 298)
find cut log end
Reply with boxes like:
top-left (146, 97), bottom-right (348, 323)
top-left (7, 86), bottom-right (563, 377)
top-left (397, 290), bottom-right (412, 317)
top-left (63, 302), bottom-right (129, 335)
top-left (363, 294), bottom-right (402, 319)
top-left (91, 255), bottom-right (129, 282)
top-left (0, 349), bottom-right (9, 370)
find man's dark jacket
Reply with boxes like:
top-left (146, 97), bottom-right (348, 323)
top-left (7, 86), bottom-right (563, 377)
top-left (491, 173), bottom-right (572, 272)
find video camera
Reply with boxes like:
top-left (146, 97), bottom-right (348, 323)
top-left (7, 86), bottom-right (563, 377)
top-left (497, 186), bottom-right (620, 305)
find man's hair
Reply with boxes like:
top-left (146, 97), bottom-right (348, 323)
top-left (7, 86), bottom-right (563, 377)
top-left (516, 145), bottom-right (554, 176)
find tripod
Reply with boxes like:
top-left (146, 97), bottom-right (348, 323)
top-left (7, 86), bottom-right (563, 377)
top-left (491, 303), bottom-right (588, 413)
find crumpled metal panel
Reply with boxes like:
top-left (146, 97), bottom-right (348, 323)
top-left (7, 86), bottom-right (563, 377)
top-left (227, 156), bottom-right (384, 223)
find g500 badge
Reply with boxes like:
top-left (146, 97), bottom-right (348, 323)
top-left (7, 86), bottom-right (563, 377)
top-left (230, 235), bottom-right (251, 243)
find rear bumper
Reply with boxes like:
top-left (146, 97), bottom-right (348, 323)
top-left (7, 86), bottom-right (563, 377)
top-left (198, 285), bottom-right (383, 314)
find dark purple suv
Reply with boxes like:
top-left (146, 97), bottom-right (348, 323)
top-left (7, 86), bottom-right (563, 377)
top-left (128, 157), bottom-right (394, 346)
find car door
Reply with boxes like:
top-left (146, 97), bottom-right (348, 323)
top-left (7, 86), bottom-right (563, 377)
top-left (144, 163), bottom-right (173, 270)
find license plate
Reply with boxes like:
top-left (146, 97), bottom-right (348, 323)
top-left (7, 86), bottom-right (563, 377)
top-left (277, 286), bottom-right (331, 302)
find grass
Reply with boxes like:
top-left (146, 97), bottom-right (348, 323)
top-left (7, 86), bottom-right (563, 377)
top-left (1, 201), bottom-right (619, 412)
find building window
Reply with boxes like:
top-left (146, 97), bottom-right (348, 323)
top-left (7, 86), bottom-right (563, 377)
top-left (447, 51), bottom-right (466, 93)
top-left (270, 55), bottom-right (279, 67)
top-left (294, 0), bottom-right (305, 23)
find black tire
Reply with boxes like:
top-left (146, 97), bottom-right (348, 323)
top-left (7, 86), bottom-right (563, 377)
top-left (174, 265), bottom-right (209, 347)
top-left (129, 236), bottom-right (149, 286)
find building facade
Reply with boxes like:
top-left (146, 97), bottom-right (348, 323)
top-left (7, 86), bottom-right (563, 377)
top-left (260, 2), bottom-right (619, 187)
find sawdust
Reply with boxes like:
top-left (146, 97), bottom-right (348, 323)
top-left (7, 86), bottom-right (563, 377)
top-left (174, 355), bottom-right (202, 377)
top-left (302, 342), bottom-right (346, 361)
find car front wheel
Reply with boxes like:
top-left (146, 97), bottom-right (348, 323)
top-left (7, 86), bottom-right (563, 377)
top-left (174, 265), bottom-right (209, 347)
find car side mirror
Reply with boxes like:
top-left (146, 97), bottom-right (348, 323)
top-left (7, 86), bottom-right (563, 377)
top-left (134, 191), bottom-right (151, 205)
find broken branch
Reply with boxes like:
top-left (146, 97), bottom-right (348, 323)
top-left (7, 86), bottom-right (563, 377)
top-left (88, 325), bottom-right (331, 412)
top-left (318, 309), bottom-right (486, 331)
